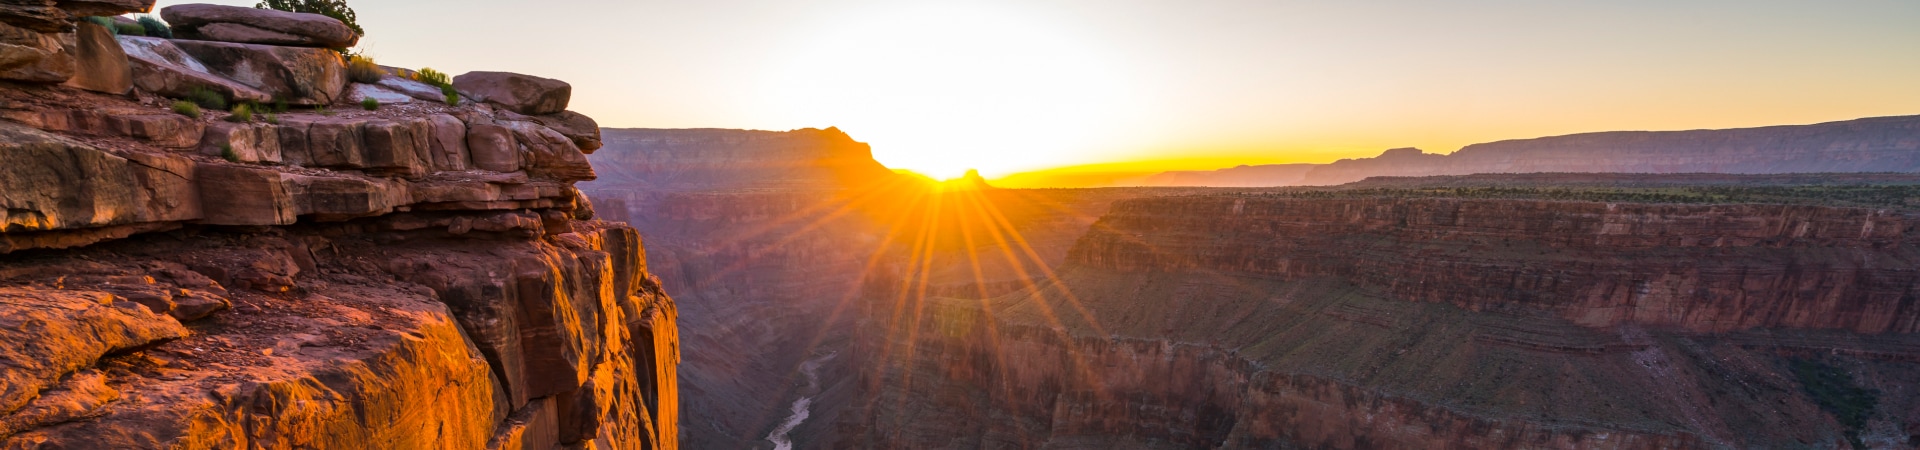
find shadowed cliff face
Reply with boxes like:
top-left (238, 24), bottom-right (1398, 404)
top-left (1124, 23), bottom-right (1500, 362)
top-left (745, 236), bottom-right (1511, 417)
top-left (581, 128), bottom-right (1228, 447)
top-left (835, 195), bottom-right (1920, 449)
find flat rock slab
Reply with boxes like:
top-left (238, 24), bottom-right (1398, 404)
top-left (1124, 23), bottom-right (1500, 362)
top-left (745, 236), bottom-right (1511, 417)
top-left (118, 35), bottom-right (272, 103)
top-left (161, 3), bottom-right (358, 48)
top-left (172, 40), bottom-right (346, 106)
top-left (346, 82), bottom-right (414, 105)
top-left (453, 71), bottom-right (570, 115)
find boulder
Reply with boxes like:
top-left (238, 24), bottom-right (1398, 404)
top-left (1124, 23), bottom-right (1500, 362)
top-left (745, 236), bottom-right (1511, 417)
top-left (0, 287), bottom-right (186, 418)
top-left (171, 40), bottom-right (346, 105)
top-left (60, 21), bottom-right (130, 94)
top-left (161, 3), bottom-right (358, 48)
top-left (345, 82), bottom-right (414, 105)
top-left (531, 110), bottom-right (601, 153)
top-left (118, 36), bottom-right (272, 103)
top-left (503, 120), bottom-right (593, 182)
top-left (0, 20), bottom-right (73, 83)
top-left (361, 119), bottom-right (426, 177)
top-left (453, 71), bottom-right (570, 115)
top-left (425, 114), bottom-right (470, 171)
top-left (464, 119), bottom-right (521, 173)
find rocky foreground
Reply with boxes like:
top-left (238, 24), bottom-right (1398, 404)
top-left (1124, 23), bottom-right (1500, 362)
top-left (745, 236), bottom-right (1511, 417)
top-left (2, 2), bottom-right (676, 448)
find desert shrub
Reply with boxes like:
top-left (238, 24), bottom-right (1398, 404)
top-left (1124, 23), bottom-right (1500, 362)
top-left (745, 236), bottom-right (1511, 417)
top-left (113, 21), bottom-right (146, 36)
top-left (264, 113), bottom-right (279, 124)
top-left (186, 87), bottom-right (227, 110)
top-left (80, 16), bottom-right (115, 31)
top-left (220, 144), bottom-right (239, 162)
top-left (361, 97), bottom-right (379, 111)
top-left (137, 15), bottom-right (173, 38)
top-left (272, 98), bottom-right (290, 113)
top-left (412, 67), bottom-right (450, 87)
top-left (441, 84), bottom-right (460, 105)
top-left (256, 0), bottom-right (362, 49)
top-left (347, 55), bottom-right (382, 83)
top-left (226, 104), bottom-right (253, 123)
top-left (170, 101), bottom-right (201, 119)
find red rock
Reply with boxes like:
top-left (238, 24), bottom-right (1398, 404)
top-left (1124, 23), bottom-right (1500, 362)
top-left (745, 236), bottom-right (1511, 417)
top-left (193, 162), bottom-right (295, 226)
top-left (465, 119), bottom-right (521, 172)
top-left (453, 71), bottom-right (571, 115)
top-left (117, 35), bottom-right (274, 103)
top-left (161, 3), bottom-right (358, 48)
top-left (171, 40), bottom-right (346, 106)
top-left (0, 20), bottom-right (72, 83)
top-left (199, 121), bottom-right (281, 163)
top-left (60, 21), bottom-right (129, 94)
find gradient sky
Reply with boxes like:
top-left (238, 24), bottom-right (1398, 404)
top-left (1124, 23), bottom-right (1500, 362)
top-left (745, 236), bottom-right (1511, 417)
top-left (150, 0), bottom-right (1920, 179)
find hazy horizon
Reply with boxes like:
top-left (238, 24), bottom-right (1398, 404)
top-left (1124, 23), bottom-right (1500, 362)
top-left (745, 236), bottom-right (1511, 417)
top-left (150, 0), bottom-right (1920, 179)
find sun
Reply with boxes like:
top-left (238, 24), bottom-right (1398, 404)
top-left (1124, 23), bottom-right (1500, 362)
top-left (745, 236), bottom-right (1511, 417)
top-left (763, 4), bottom-right (1145, 179)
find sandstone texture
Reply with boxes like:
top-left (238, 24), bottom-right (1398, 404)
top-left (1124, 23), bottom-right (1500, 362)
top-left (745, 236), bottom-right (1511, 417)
top-left (0, 0), bottom-right (150, 84)
top-left (0, 6), bottom-right (679, 447)
top-left (161, 3), bottom-right (359, 48)
top-left (454, 71), bottom-right (572, 116)
top-left (60, 21), bottom-right (130, 94)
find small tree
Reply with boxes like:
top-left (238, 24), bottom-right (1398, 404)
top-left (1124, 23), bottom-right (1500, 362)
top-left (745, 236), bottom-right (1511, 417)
top-left (256, 0), bottom-right (363, 47)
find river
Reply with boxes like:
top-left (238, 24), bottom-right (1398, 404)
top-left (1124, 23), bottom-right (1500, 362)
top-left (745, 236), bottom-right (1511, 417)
top-left (765, 351), bottom-right (838, 450)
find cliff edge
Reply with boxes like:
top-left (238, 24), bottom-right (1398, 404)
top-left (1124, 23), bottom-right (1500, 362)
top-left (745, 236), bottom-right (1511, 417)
top-left (0, 3), bottom-right (677, 449)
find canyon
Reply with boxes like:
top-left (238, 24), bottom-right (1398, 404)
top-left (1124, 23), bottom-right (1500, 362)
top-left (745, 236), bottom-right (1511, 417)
top-left (0, 2), bottom-right (675, 449)
top-left (581, 121), bottom-right (1920, 449)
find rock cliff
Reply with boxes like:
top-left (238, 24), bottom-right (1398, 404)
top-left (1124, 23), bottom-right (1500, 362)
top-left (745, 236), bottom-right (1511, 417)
top-left (0, 3), bottom-right (677, 448)
top-left (835, 191), bottom-right (1920, 449)
top-left (580, 128), bottom-right (1230, 447)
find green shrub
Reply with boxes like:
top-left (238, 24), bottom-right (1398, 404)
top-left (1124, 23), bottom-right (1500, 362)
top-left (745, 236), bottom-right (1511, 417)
top-left (186, 87), bottom-right (227, 110)
top-left (264, 113), bottom-right (279, 125)
top-left (441, 84), bottom-right (460, 105)
top-left (361, 97), bottom-right (379, 111)
top-left (137, 15), bottom-right (172, 39)
top-left (347, 54), bottom-right (382, 83)
top-left (170, 101), bottom-right (201, 119)
top-left (225, 104), bottom-right (253, 123)
top-left (315, 106), bottom-right (335, 116)
top-left (412, 67), bottom-right (450, 87)
top-left (220, 144), bottom-right (239, 162)
top-left (80, 16), bottom-right (115, 32)
top-left (113, 21), bottom-right (146, 36)
top-left (272, 98), bottom-right (290, 113)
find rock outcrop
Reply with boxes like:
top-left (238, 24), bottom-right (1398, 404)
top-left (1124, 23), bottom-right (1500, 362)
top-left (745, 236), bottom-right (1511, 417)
top-left (454, 71), bottom-right (572, 116)
top-left (0, 4), bottom-right (678, 448)
top-left (160, 3), bottom-right (359, 48)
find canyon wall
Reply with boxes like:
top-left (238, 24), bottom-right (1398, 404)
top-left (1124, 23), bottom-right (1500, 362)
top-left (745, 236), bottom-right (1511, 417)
top-left (583, 128), bottom-right (899, 448)
top-left (0, 3), bottom-right (677, 448)
top-left (581, 128), bottom-right (1231, 447)
top-left (836, 195), bottom-right (1920, 449)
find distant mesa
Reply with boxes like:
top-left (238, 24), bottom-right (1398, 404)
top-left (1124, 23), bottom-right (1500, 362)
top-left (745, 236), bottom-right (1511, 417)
top-left (1029, 115), bottom-right (1920, 188)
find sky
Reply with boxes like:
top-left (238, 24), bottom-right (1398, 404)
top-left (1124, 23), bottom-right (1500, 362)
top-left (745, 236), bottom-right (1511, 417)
top-left (149, 0), bottom-right (1920, 179)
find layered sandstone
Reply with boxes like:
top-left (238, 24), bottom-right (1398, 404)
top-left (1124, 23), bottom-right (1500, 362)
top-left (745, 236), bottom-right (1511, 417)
top-left (835, 193), bottom-right (1920, 449)
top-left (0, 4), bottom-right (679, 447)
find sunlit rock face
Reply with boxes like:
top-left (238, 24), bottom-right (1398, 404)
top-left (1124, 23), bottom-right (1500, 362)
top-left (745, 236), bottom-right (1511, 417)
top-left (833, 193), bottom-right (1920, 449)
top-left (0, 6), bottom-right (678, 445)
